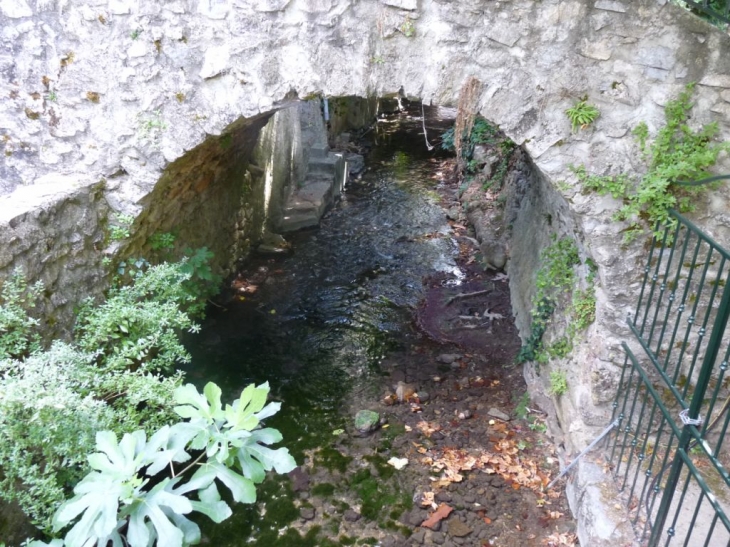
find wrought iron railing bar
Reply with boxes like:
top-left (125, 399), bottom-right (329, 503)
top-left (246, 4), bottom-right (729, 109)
top-left (650, 270), bottom-right (730, 546)
top-left (623, 343), bottom-right (686, 439)
top-left (620, 363), bottom-right (650, 490)
top-left (700, 342), bottom-right (730, 440)
top-left (683, 484), bottom-right (709, 547)
top-left (620, 343), bottom-right (686, 537)
top-left (669, 209), bottom-right (730, 262)
top-left (678, 248), bottom-right (720, 400)
top-left (685, 424), bottom-right (730, 489)
top-left (613, 353), bottom-right (643, 480)
top-left (644, 433), bottom-right (678, 541)
top-left (701, 513), bottom-right (719, 547)
top-left (712, 395), bottom-right (730, 457)
top-left (640, 225), bottom-right (674, 337)
top-left (635, 395), bottom-right (673, 522)
top-left (609, 353), bottom-right (632, 464)
top-left (673, 1), bottom-right (730, 30)
top-left (678, 448), bottom-right (730, 533)
top-left (661, 467), bottom-right (694, 546)
top-left (629, 323), bottom-right (691, 411)
top-left (647, 229), bottom-right (682, 349)
top-left (664, 231), bottom-right (703, 375)
top-left (628, 380), bottom-right (657, 507)
top-left (653, 221), bottom-right (691, 362)
top-left (635, 221), bottom-right (666, 326)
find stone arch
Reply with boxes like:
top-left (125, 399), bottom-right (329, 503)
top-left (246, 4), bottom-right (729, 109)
top-left (3, 0), bottom-right (730, 470)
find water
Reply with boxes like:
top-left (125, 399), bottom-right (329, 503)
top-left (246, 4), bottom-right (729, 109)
top-left (182, 105), bottom-right (456, 543)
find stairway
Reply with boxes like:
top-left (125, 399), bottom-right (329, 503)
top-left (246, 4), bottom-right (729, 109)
top-left (278, 145), bottom-right (348, 232)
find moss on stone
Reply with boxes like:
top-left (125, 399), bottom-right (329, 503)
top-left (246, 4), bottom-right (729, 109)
top-left (314, 446), bottom-right (352, 473)
top-left (311, 482), bottom-right (336, 497)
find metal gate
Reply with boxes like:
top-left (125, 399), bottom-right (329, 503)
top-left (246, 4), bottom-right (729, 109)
top-left (606, 210), bottom-right (730, 546)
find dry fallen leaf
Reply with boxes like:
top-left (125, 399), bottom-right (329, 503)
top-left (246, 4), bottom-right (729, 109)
top-left (420, 491), bottom-right (435, 507)
top-left (421, 503), bottom-right (453, 529)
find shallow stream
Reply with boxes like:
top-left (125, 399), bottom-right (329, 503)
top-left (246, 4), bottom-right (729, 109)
top-left (183, 106), bottom-right (459, 544)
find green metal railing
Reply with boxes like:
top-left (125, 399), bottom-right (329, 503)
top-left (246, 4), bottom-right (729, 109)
top-left (606, 209), bottom-right (730, 546)
top-left (678, 0), bottom-right (730, 26)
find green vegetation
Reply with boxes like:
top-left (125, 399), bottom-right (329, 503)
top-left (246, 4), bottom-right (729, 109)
top-left (0, 223), bottom-right (295, 545)
top-left (28, 382), bottom-right (295, 547)
top-left (517, 235), bottom-right (596, 365)
top-left (565, 98), bottom-right (599, 132)
top-left (314, 446), bottom-right (352, 473)
top-left (442, 116), bottom-right (516, 190)
top-left (0, 270), bottom-right (42, 360)
top-left (349, 468), bottom-right (412, 523)
top-left (399, 17), bottom-right (415, 37)
top-left (108, 213), bottom-right (135, 242)
top-left (549, 370), bottom-right (568, 396)
top-left (312, 482), bottom-right (336, 497)
top-left (573, 83), bottom-right (730, 241)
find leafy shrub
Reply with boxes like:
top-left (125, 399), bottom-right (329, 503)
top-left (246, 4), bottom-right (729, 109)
top-left (441, 117), bottom-right (500, 157)
top-left (565, 99), bottom-right (599, 132)
top-left (549, 370), bottom-right (568, 396)
top-left (574, 83), bottom-right (730, 241)
top-left (28, 382), bottom-right (295, 547)
top-left (0, 342), bottom-right (182, 529)
top-left (518, 236), bottom-right (580, 364)
top-left (75, 262), bottom-right (199, 372)
top-left (0, 269), bottom-right (42, 360)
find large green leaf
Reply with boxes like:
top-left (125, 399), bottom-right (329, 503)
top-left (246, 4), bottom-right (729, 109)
top-left (173, 383), bottom-right (224, 422)
top-left (223, 382), bottom-right (270, 431)
top-left (191, 461), bottom-right (257, 504)
top-left (123, 478), bottom-right (192, 547)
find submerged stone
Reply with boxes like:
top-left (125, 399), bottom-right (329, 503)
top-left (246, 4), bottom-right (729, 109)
top-left (354, 410), bottom-right (380, 434)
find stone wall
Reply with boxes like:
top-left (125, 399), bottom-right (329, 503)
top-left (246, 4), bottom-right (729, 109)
top-left (4, 1), bottom-right (730, 540)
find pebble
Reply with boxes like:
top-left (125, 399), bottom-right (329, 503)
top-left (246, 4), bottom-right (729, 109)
top-left (411, 529), bottom-right (426, 544)
top-left (431, 531), bottom-right (445, 544)
top-left (488, 407), bottom-right (511, 421)
top-left (299, 507), bottom-right (315, 520)
top-left (344, 509), bottom-right (361, 522)
top-left (437, 353), bottom-right (461, 364)
top-left (447, 519), bottom-right (473, 538)
top-left (435, 491), bottom-right (452, 503)
top-left (458, 409), bottom-right (472, 420)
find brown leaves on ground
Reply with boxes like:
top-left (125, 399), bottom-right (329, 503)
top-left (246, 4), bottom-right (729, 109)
top-left (416, 420), bottom-right (442, 437)
top-left (422, 440), bottom-right (551, 495)
top-left (541, 530), bottom-right (578, 546)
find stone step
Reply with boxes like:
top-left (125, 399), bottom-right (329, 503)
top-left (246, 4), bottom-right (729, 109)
top-left (307, 154), bottom-right (339, 176)
top-left (309, 144), bottom-right (329, 159)
top-left (279, 180), bottom-right (334, 232)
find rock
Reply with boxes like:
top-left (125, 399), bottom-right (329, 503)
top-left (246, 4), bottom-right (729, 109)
top-left (299, 507), bottom-right (315, 520)
top-left (396, 381), bottom-right (417, 402)
top-left (437, 353), bottom-right (461, 364)
top-left (418, 390), bottom-right (430, 402)
top-left (487, 408), bottom-right (511, 421)
top-left (288, 466), bottom-right (310, 492)
top-left (344, 509), bottom-right (361, 522)
top-left (411, 528), bottom-right (426, 544)
top-left (345, 153), bottom-right (365, 175)
top-left (447, 518), bottom-right (473, 538)
top-left (431, 531), bottom-right (446, 544)
top-left (354, 410), bottom-right (380, 434)
top-left (458, 409), bottom-right (472, 420)
top-left (256, 232), bottom-right (290, 255)
top-left (435, 491), bottom-right (452, 503)
top-left (406, 508), bottom-right (427, 526)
